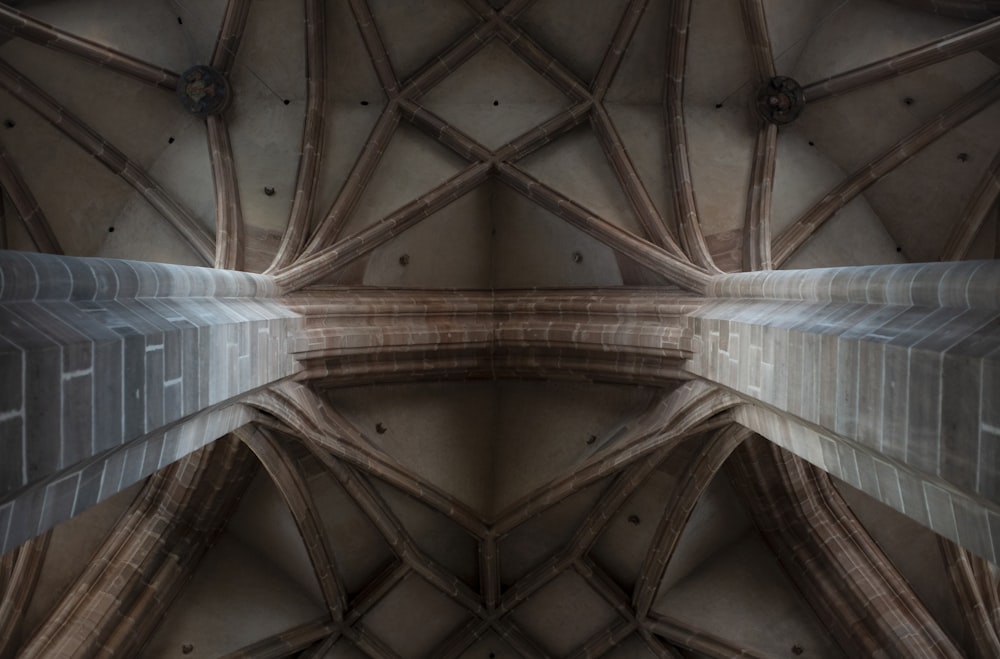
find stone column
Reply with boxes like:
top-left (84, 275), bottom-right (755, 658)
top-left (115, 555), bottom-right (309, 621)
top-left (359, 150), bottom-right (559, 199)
top-left (0, 251), bottom-right (301, 554)
top-left (686, 261), bottom-right (1000, 562)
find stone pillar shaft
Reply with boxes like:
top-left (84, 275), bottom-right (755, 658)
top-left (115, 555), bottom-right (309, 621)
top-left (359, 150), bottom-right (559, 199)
top-left (0, 251), bottom-right (300, 554)
top-left (687, 261), bottom-right (1000, 561)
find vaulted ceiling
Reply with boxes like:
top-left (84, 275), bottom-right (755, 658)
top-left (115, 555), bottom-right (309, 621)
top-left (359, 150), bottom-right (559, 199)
top-left (1, 0), bottom-right (999, 658)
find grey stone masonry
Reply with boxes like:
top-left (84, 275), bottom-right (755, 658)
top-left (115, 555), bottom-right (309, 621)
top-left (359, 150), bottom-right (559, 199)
top-left (0, 251), bottom-right (301, 554)
top-left (688, 262), bottom-right (1000, 562)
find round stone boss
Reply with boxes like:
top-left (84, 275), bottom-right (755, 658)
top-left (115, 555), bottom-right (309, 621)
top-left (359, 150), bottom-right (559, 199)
top-left (176, 65), bottom-right (231, 116)
top-left (754, 76), bottom-right (805, 126)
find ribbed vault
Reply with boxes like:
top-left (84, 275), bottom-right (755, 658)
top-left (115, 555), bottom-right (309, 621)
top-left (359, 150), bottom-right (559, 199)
top-left (0, 0), bottom-right (999, 658)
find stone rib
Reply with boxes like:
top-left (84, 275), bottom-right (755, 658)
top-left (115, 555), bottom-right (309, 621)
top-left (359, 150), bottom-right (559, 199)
top-left (592, 105), bottom-right (685, 255)
top-left (773, 74), bottom-right (1000, 267)
top-left (939, 537), bottom-right (1000, 658)
top-left (737, 0), bottom-right (777, 83)
top-left (495, 101), bottom-right (593, 162)
top-left (742, 121), bottom-right (777, 271)
top-left (665, 0), bottom-right (720, 272)
top-left (348, 0), bottom-right (399, 98)
top-left (237, 427), bottom-right (348, 621)
top-left (207, 115), bottom-right (244, 270)
top-left (0, 4), bottom-right (180, 91)
top-left (210, 0), bottom-right (253, 75)
top-left (646, 613), bottom-right (766, 658)
top-left (269, 0), bottom-right (327, 270)
top-left (0, 142), bottom-right (61, 254)
top-left (217, 617), bottom-right (338, 659)
top-left (497, 163), bottom-right (711, 293)
top-left (804, 15), bottom-right (1000, 103)
top-left (632, 425), bottom-right (750, 618)
top-left (593, 0), bottom-right (649, 97)
top-left (941, 147), bottom-right (1000, 260)
top-left (398, 98), bottom-right (492, 162)
top-left (0, 60), bottom-right (214, 263)
top-left (0, 533), bottom-right (49, 657)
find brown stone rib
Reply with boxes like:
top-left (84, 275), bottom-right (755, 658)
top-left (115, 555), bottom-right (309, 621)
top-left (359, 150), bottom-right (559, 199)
top-left (567, 618), bottom-right (637, 659)
top-left (665, 0), bottom-right (720, 272)
top-left (737, 0), bottom-right (777, 83)
top-left (592, 105), bottom-right (685, 255)
top-left (497, 163), bottom-right (711, 293)
top-left (268, 0), bottom-right (326, 271)
top-left (398, 99), bottom-right (492, 162)
top-left (646, 613), bottom-right (765, 658)
top-left (218, 617), bottom-right (338, 659)
top-left (593, 0), bottom-right (649, 97)
top-left (301, 105), bottom-right (400, 255)
top-left (729, 437), bottom-right (963, 658)
top-left (210, 0), bottom-right (253, 76)
top-left (344, 625), bottom-right (401, 659)
top-left (495, 101), bottom-right (593, 161)
top-left (941, 147), bottom-right (1000, 260)
top-left (0, 59), bottom-right (215, 263)
top-left (279, 161), bottom-right (491, 291)
top-left (0, 533), bottom-right (49, 659)
top-left (494, 22), bottom-right (590, 101)
top-left (632, 425), bottom-right (750, 618)
top-left (401, 21), bottom-right (498, 99)
top-left (742, 121), bottom-right (777, 271)
top-left (939, 537), bottom-right (1000, 658)
top-left (0, 142), bottom-right (61, 254)
top-left (0, 4), bottom-right (180, 91)
top-left (429, 618), bottom-right (490, 659)
top-left (348, 0), bottom-right (399, 98)
top-left (803, 15), bottom-right (1000, 103)
top-left (248, 382), bottom-right (488, 537)
top-left (773, 74), bottom-right (1000, 267)
top-left (18, 437), bottom-right (256, 659)
top-left (237, 427), bottom-right (348, 621)
top-left (207, 115), bottom-right (244, 270)
top-left (885, 0), bottom-right (1000, 20)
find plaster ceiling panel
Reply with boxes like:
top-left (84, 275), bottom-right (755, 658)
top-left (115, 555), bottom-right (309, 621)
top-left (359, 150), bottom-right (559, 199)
top-left (684, 105), bottom-right (755, 238)
top-left (765, 0), bottom-right (840, 76)
top-left (328, 0), bottom-right (389, 103)
top-left (324, 382), bottom-right (497, 518)
top-left (420, 39), bottom-right (573, 150)
top-left (790, 0), bottom-right (973, 88)
top-left (338, 121), bottom-right (469, 237)
top-left (490, 183), bottom-right (625, 288)
top-left (966, 210), bottom-right (999, 260)
top-left (791, 54), bottom-right (999, 176)
top-left (11, 0), bottom-right (197, 72)
top-left (372, 478), bottom-right (480, 589)
top-left (863, 103), bottom-right (1000, 263)
top-left (457, 629), bottom-right (519, 658)
top-left (227, 0), bottom-right (307, 234)
top-left (653, 533), bottom-right (845, 659)
top-left (602, 633), bottom-right (658, 658)
top-left (499, 476), bottom-right (611, 586)
top-left (605, 103), bottom-right (675, 224)
top-left (490, 381), bottom-right (656, 516)
top-left (658, 470), bottom-right (752, 592)
top-left (227, 470), bottom-right (325, 605)
top-left (605, 0), bottom-right (667, 103)
top-left (360, 572), bottom-right (470, 659)
top-left (510, 570), bottom-right (621, 657)
top-left (367, 0), bottom-right (478, 82)
top-left (683, 0), bottom-right (753, 109)
top-left (517, 123), bottom-right (645, 237)
top-left (362, 185), bottom-right (493, 288)
top-left (143, 532), bottom-right (325, 659)
top-left (320, 639), bottom-right (368, 658)
top-left (307, 463), bottom-right (397, 596)
top-left (834, 479), bottom-right (969, 655)
top-left (98, 193), bottom-right (205, 265)
top-left (514, 0), bottom-right (630, 85)
top-left (782, 195), bottom-right (905, 269)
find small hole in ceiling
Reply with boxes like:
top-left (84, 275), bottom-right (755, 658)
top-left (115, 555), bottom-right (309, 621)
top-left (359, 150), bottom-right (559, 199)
top-left (360, 100), bottom-right (369, 106)
top-left (176, 16), bottom-right (183, 25)
top-left (896, 246), bottom-right (902, 253)
top-left (572, 251), bottom-right (583, 264)
top-left (627, 514), bottom-right (640, 526)
top-left (375, 422), bottom-right (387, 434)
top-left (263, 186), bottom-right (275, 196)
top-left (791, 644), bottom-right (804, 655)
top-left (586, 434), bottom-right (597, 445)
top-left (957, 153), bottom-right (969, 162)
top-left (808, 141), bottom-right (815, 147)
top-left (715, 103), bottom-right (723, 109)
top-left (489, 653), bottom-right (496, 659)
top-left (108, 227), bottom-right (115, 233)
top-left (903, 97), bottom-right (914, 106)
top-left (399, 254), bottom-right (410, 266)
top-left (3, 119), bottom-right (14, 129)
top-left (493, 100), bottom-right (500, 106)
top-left (283, 99), bottom-right (290, 106)
top-left (168, 137), bottom-right (175, 144)
top-left (181, 644), bottom-right (194, 655)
